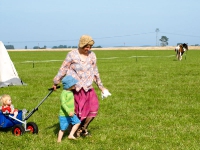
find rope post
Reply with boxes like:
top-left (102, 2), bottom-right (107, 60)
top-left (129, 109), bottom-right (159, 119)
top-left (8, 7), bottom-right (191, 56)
top-left (33, 61), bottom-right (34, 68)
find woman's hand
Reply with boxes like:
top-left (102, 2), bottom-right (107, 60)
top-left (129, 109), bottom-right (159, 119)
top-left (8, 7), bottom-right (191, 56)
top-left (101, 88), bottom-right (111, 99)
top-left (52, 85), bottom-right (57, 91)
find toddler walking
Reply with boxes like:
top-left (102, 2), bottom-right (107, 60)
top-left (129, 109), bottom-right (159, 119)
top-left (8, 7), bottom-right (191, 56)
top-left (57, 75), bottom-right (81, 142)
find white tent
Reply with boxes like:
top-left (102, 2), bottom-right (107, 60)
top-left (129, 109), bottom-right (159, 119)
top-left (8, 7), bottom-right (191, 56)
top-left (0, 41), bottom-right (25, 87)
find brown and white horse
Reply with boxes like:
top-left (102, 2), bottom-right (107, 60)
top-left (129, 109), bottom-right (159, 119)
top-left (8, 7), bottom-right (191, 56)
top-left (175, 43), bottom-right (188, 60)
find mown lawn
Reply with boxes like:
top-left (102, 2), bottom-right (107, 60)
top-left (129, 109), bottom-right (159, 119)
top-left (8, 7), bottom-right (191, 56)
top-left (1, 50), bottom-right (200, 150)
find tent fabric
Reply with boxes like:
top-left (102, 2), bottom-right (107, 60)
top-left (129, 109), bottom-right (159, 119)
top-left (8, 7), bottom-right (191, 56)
top-left (0, 41), bottom-right (25, 88)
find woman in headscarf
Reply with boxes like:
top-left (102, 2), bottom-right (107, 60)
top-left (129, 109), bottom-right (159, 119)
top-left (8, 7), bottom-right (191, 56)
top-left (53, 35), bottom-right (109, 136)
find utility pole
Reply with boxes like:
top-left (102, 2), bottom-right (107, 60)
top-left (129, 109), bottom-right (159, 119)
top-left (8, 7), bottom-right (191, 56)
top-left (155, 28), bottom-right (159, 46)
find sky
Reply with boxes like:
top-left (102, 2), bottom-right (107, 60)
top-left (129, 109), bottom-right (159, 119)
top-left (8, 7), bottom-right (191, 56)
top-left (0, 0), bottom-right (200, 49)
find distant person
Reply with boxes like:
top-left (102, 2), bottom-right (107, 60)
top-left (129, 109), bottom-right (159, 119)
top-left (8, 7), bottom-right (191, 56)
top-left (53, 35), bottom-right (111, 137)
top-left (57, 75), bottom-right (81, 142)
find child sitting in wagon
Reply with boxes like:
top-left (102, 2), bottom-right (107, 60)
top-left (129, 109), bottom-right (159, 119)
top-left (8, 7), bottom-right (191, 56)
top-left (0, 94), bottom-right (18, 118)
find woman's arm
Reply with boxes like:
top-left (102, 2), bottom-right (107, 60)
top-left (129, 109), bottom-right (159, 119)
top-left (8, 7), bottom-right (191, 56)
top-left (53, 53), bottom-right (72, 86)
top-left (92, 53), bottom-right (104, 91)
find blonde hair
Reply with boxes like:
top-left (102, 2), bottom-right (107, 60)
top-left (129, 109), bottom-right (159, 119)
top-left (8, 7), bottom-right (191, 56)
top-left (0, 94), bottom-right (11, 106)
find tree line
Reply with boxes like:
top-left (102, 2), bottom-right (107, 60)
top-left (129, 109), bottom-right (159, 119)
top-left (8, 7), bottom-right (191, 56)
top-left (4, 44), bottom-right (102, 49)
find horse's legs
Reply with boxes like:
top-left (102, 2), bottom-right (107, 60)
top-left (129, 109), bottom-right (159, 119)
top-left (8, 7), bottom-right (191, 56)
top-left (177, 51), bottom-right (181, 60)
top-left (177, 51), bottom-right (180, 60)
top-left (179, 52), bottom-right (182, 60)
top-left (176, 50), bottom-right (179, 59)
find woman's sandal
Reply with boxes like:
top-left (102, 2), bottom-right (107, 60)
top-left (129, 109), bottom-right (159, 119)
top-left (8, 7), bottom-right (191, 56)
top-left (75, 129), bottom-right (82, 138)
top-left (81, 130), bottom-right (92, 137)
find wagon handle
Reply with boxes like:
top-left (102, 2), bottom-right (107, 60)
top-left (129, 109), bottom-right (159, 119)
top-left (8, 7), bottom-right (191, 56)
top-left (48, 85), bottom-right (60, 91)
top-left (23, 86), bottom-right (60, 121)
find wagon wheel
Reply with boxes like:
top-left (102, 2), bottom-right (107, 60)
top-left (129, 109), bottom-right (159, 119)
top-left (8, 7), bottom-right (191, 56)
top-left (26, 122), bottom-right (38, 134)
top-left (12, 124), bottom-right (25, 136)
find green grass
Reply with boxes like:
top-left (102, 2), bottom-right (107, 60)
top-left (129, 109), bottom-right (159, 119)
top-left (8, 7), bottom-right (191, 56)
top-left (1, 50), bottom-right (200, 150)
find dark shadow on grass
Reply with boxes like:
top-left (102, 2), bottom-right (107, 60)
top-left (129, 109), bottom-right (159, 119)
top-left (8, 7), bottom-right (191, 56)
top-left (173, 59), bottom-right (178, 61)
top-left (46, 123), bottom-right (94, 139)
top-left (45, 123), bottom-right (72, 139)
top-left (0, 127), bottom-right (12, 133)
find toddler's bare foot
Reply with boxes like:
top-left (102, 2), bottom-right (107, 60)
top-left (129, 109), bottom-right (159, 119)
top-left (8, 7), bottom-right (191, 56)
top-left (68, 135), bottom-right (76, 140)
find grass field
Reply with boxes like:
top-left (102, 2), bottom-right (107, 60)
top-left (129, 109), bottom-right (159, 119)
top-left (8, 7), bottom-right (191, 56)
top-left (1, 50), bottom-right (200, 150)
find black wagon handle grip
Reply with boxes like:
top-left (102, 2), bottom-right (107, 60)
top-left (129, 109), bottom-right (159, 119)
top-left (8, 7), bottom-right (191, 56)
top-left (48, 85), bottom-right (60, 91)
